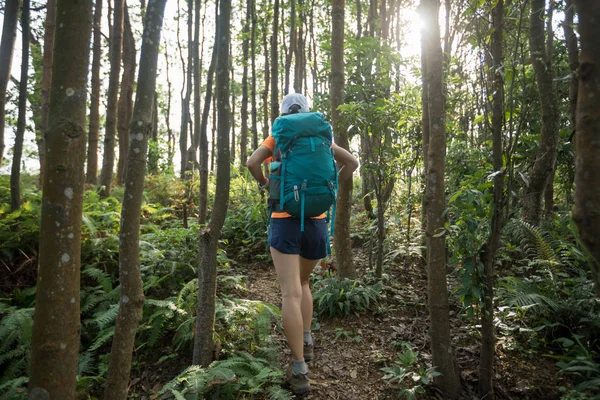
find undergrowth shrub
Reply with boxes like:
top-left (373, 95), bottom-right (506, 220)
top-left (312, 277), bottom-right (383, 317)
top-left (158, 352), bottom-right (291, 399)
top-left (222, 175), bottom-right (269, 262)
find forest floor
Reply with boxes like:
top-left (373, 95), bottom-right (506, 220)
top-left (244, 248), bottom-right (570, 400)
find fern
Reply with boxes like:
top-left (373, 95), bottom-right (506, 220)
top-left (266, 385), bottom-right (293, 400)
top-left (82, 267), bottom-right (113, 293)
top-left (0, 376), bottom-right (28, 400)
top-left (88, 327), bottom-right (115, 352)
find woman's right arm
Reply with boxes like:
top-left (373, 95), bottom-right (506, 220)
top-left (246, 145), bottom-right (272, 186)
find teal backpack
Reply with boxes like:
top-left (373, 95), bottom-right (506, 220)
top-left (268, 112), bottom-right (338, 235)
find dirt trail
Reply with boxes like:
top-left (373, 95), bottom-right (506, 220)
top-left (245, 254), bottom-right (567, 400)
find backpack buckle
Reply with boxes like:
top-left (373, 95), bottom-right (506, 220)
top-left (294, 185), bottom-right (299, 202)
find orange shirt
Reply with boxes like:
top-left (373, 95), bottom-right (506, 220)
top-left (261, 136), bottom-right (334, 219)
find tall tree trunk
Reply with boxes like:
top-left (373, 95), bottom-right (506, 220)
top-left (479, 1), bottom-right (505, 397)
top-left (38, 0), bottom-right (56, 187)
top-left (103, 1), bottom-right (167, 398)
top-left (284, 0), bottom-right (296, 95)
top-left (356, 0), bottom-right (362, 39)
top-left (270, 0), bottom-right (280, 122)
top-left (420, 25), bottom-right (429, 237)
top-left (332, 0), bottom-right (354, 279)
top-left (193, 0), bottom-right (231, 367)
top-left (86, 0), bottom-right (103, 184)
top-left (0, 0), bottom-right (20, 168)
top-left (164, 36), bottom-right (174, 168)
top-left (573, 0), bottom-right (600, 295)
top-left (116, 4), bottom-right (136, 185)
top-left (421, 0), bottom-right (461, 397)
top-left (262, 11), bottom-right (270, 138)
top-left (563, 0), bottom-right (578, 203)
top-left (99, 0), bottom-right (125, 196)
top-left (250, 0), bottom-right (258, 150)
top-left (360, 133), bottom-right (374, 217)
top-left (199, 3), bottom-right (219, 225)
top-left (191, 0), bottom-right (202, 170)
top-left (522, 0), bottom-right (560, 225)
top-left (294, 0), bottom-right (303, 93)
top-left (28, 0), bottom-right (92, 397)
top-left (179, 0), bottom-right (193, 178)
top-left (240, 0), bottom-right (250, 167)
top-left (10, 0), bottom-right (29, 211)
top-left (230, 57), bottom-right (236, 164)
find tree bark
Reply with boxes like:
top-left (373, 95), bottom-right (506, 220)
top-left (332, 0), bottom-right (354, 279)
top-left (573, 0), bottom-right (600, 295)
top-left (270, 0), bottom-right (280, 122)
top-left (284, 0), bottom-right (296, 95)
top-left (38, 0), bottom-right (56, 187)
top-left (479, 1), bottom-right (505, 397)
top-left (294, 0), bottom-right (305, 93)
top-left (116, 4), bottom-right (136, 185)
top-left (28, 0), bottom-right (92, 397)
top-left (421, 0), bottom-right (461, 397)
top-left (420, 13), bottom-right (429, 238)
top-left (179, 0), bottom-right (194, 178)
top-left (99, 0), bottom-right (125, 196)
top-left (199, 3), bottom-right (219, 225)
top-left (103, 1), bottom-right (167, 398)
top-left (262, 10), bottom-right (270, 138)
top-left (250, 0), bottom-right (258, 150)
top-left (10, 0), bottom-right (29, 212)
top-left (563, 0), bottom-right (578, 138)
top-left (240, 0), bottom-right (250, 167)
top-left (0, 0), bottom-right (21, 168)
top-left (230, 55), bottom-right (236, 164)
top-left (193, 0), bottom-right (231, 367)
top-left (522, 0), bottom-right (559, 225)
top-left (190, 0), bottom-right (202, 169)
top-left (86, 0), bottom-right (102, 184)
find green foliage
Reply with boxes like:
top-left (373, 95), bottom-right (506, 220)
top-left (158, 352), bottom-right (291, 399)
top-left (381, 343), bottom-right (441, 400)
top-left (0, 303), bottom-right (33, 399)
top-left (221, 174), bottom-right (269, 262)
top-left (312, 277), bottom-right (382, 317)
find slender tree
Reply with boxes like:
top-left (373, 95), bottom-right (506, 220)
top-left (38, 0), bottom-right (57, 187)
top-left (421, 0), bottom-right (461, 397)
top-left (284, 0), bottom-right (296, 95)
top-left (116, 4), bottom-right (136, 185)
top-left (331, 0), bottom-right (354, 279)
top-left (251, 0), bottom-right (258, 150)
top-left (86, 0), bottom-right (103, 184)
top-left (199, 0), bottom-right (219, 225)
top-left (240, 0), bottom-right (250, 167)
top-left (522, 0), bottom-right (559, 225)
top-left (99, 0), bottom-right (125, 196)
top-left (191, 0), bottom-right (202, 169)
top-left (270, 0), bottom-right (280, 122)
top-left (10, 0), bottom-right (29, 211)
top-left (193, 0), bottom-right (231, 367)
top-left (0, 0), bottom-right (21, 168)
top-left (103, 1), bottom-right (167, 398)
top-left (28, 0), bottom-right (93, 397)
top-left (479, 0), bottom-right (505, 397)
top-left (573, 0), bottom-right (600, 295)
top-left (563, 0), bottom-right (578, 139)
top-left (179, 0), bottom-right (193, 178)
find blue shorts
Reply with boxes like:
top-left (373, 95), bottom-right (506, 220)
top-left (268, 218), bottom-right (328, 260)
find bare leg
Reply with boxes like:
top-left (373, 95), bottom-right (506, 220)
top-left (270, 247), bottom-right (304, 361)
top-left (299, 257), bottom-right (319, 332)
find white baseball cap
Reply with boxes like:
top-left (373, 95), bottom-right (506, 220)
top-left (280, 93), bottom-right (310, 114)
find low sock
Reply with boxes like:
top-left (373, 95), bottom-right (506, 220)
top-left (303, 331), bottom-right (313, 345)
top-left (292, 359), bottom-right (308, 375)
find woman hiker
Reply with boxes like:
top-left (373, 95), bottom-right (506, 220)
top-left (246, 93), bottom-right (359, 394)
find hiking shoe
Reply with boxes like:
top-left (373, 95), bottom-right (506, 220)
top-left (287, 365), bottom-right (311, 395)
top-left (304, 343), bottom-right (314, 362)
